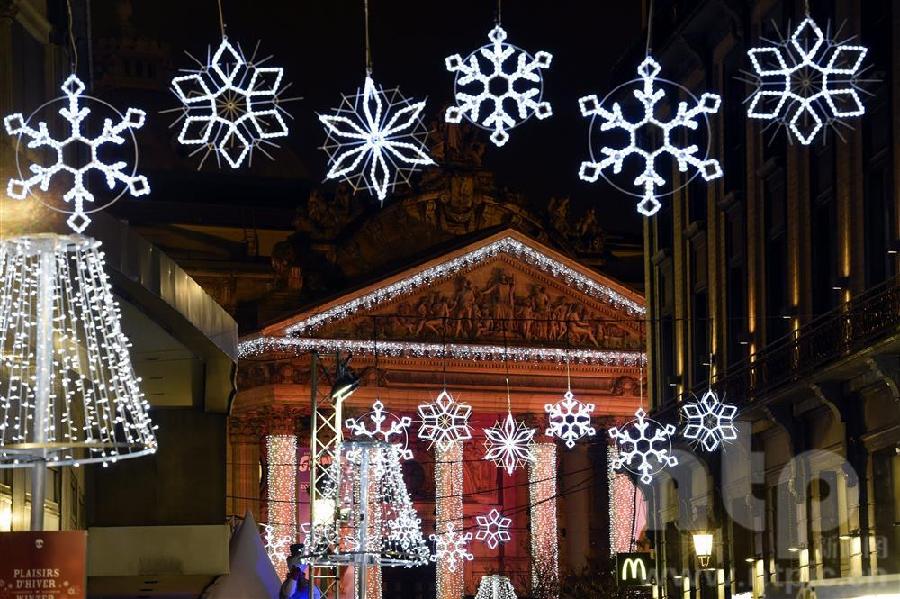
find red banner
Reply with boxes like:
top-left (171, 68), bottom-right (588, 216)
top-left (0, 531), bottom-right (86, 599)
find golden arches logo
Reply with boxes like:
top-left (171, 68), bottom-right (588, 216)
top-left (621, 557), bottom-right (647, 581)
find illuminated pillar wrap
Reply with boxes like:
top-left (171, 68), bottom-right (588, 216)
top-left (529, 443), bottom-right (559, 599)
top-left (266, 434), bottom-right (297, 580)
top-left (436, 441), bottom-right (464, 599)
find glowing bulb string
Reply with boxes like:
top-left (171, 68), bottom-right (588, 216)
top-left (216, 0), bottom-right (226, 37)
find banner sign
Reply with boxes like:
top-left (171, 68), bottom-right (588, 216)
top-left (616, 552), bottom-right (655, 587)
top-left (0, 531), bottom-right (87, 599)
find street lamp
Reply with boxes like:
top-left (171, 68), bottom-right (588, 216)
top-left (692, 532), bottom-right (714, 569)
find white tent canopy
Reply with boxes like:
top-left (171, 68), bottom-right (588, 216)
top-left (203, 512), bottom-right (281, 599)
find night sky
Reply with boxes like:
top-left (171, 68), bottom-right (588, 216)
top-left (90, 0), bottom-right (645, 235)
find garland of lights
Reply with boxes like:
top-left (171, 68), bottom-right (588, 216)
top-left (475, 575), bottom-right (518, 599)
top-left (745, 16), bottom-right (870, 145)
top-left (279, 236), bottom-right (643, 337)
top-left (609, 407), bottom-right (678, 484)
top-left (578, 56), bottom-right (723, 217)
top-left (417, 390), bottom-right (473, 451)
top-left (544, 390), bottom-right (596, 449)
top-left (434, 442), bottom-right (466, 598)
top-left (0, 235), bottom-right (157, 468)
top-left (319, 76), bottom-right (434, 201)
top-left (475, 508), bottom-right (512, 550)
top-left (484, 412), bottom-right (536, 475)
top-left (3, 75), bottom-right (149, 233)
top-left (607, 445), bottom-right (644, 554)
top-left (169, 36), bottom-right (293, 169)
top-left (529, 443), bottom-right (559, 599)
top-left (445, 24), bottom-right (552, 147)
top-left (681, 388), bottom-right (737, 452)
top-left (265, 434), bottom-right (297, 579)
top-left (346, 399), bottom-right (413, 460)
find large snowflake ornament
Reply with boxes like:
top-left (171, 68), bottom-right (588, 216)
top-left (579, 56), bottom-right (723, 217)
top-left (544, 390), bottom-right (596, 449)
top-left (430, 529), bottom-right (473, 572)
top-left (262, 523), bottom-right (291, 569)
top-left (319, 76), bottom-right (434, 201)
top-left (745, 16), bottom-right (870, 145)
top-left (475, 509), bottom-right (511, 550)
top-left (4, 74), bottom-right (149, 233)
top-left (346, 399), bottom-right (413, 460)
top-left (609, 407), bottom-right (678, 484)
top-left (445, 24), bottom-right (552, 147)
top-left (483, 412), bottom-right (536, 475)
top-left (418, 390), bottom-right (472, 451)
top-left (169, 36), bottom-right (292, 169)
top-left (681, 389), bottom-right (737, 452)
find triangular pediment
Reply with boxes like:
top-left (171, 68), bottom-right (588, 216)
top-left (259, 230), bottom-right (644, 351)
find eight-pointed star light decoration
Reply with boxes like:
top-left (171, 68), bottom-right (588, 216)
top-left (475, 508), bottom-right (512, 550)
top-left (169, 36), bottom-right (292, 169)
top-left (3, 74), bottom-right (150, 233)
top-left (346, 399), bottom-right (414, 460)
top-left (483, 412), bottom-right (536, 475)
top-left (445, 24), bottom-right (553, 147)
top-left (744, 16), bottom-right (870, 145)
top-left (430, 529), bottom-right (473, 572)
top-left (681, 388), bottom-right (738, 452)
top-left (544, 390), bottom-right (596, 449)
top-left (609, 407), bottom-right (679, 484)
top-left (418, 390), bottom-right (472, 451)
top-left (578, 56), bottom-right (723, 217)
top-left (319, 76), bottom-right (434, 202)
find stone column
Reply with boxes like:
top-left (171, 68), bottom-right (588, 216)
top-left (435, 442), bottom-right (464, 599)
top-left (530, 443), bottom-right (559, 599)
top-left (228, 416), bottom-right (261, 522)
top-left (562, 443), bottom-right (591, 573)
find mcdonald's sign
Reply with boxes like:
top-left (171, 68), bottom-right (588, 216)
top-left (616, 552), bottom-right (655, 587)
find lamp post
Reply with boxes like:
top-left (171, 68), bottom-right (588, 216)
top-left (692, 532), bottom-right (714, 569)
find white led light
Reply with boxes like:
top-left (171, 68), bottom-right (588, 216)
top-left (475, 574), bottom-right (518, 599)
top-left (681, 388), bottom-right (737, 452)
top-left (579, 56), bottom-right (722, 217)
top-left (474, 508), bottom-right (511, 550)
top-left (319, 76), bottom-right (434, 201)
top-left (609, 407), bottom-right (678, 484)
top-left (263, 522), bottom-right (292, 578)
top-left (746, 16), bottom-right (869, 145)
top-left (445, 24), bottom-right (552, 147)
top-left (529, 443), bottom-right (559, 597)
top-left (434, 442), bottom-right (464, 599)
top-left (544, 390), bottom-right (596, 449)
top-left (345, 399), bottom-right (413, 460)
top-left (430, 528), bottom-right (473, 572)
top-left (265, 434), bottom-right (297, 579)
top-left (417, 390), bottom-right (472, 451)
top-left (169, 36), bottom-right (292, 169)
top-left (483, 412), bottom-right (535, 475)
top-left (3, 75), bottom-right (149, 233)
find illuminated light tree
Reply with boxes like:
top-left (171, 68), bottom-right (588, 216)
top-left (475, 574), bottom-right (518, 599)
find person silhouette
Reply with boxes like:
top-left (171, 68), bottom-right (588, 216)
top-left (280, 545), bottom-right (322, 599)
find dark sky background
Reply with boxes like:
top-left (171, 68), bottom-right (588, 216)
top-left (90, 0), bottom-right (647, 236)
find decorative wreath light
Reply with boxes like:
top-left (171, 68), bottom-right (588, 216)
top-left (475, 508), bottom-right (512, 550)
top-left (745, 16), bottom-right (870, 145)
top-left (417, 390), bottom-right (473, 451)
top-left (3, 74), bottom-right (149, 233)
top-left (609, 407), bottom-right (678, 484)
top-left (484, 412), bottom-right (536, 475)
top-left (346, 398), bottom-right (413, 460)
top-left (579, 56), bottom-right (723, 217)
top-left (169, 36), bottom-right (293, 169)
top-left (475, 574), bottom-right (518, 599)
top-left (319, 76), bottom-right (434, 201)
top-left (544, 390), bottom-right (596, 449)
top-left (445, 24), bottom-right (552, 147)
top-left (0, 235), bottom-right (157, 467)
top-left (681, 388), bottom-right (737, 452)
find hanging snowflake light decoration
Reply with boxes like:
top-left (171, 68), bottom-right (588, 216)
top-left (169, 36), bottom-right (292, 169)
top-left (578, 56), bottom-right (723, 217)
top-left (744, 16), bottom-right (870, 145)
top-left (319, 76), bottom-right (434, 201)
top-left (681, 389), bottom-right (737, 452)
top-left (445, 24), bottom-right (552, 147)
top-left (609, 407), bottom-right (678, 484)
top-left (474, 509), bottom-right (511, 550)
top-left (3, 74), bottom-right (149, 233)
top-left (430, 529), bottom-right (473, 572)
top-left (262, 523), bottom-right (291, 570)
top-left (346, 399), bottom-right (413, 460)
top-left (544, 390), bottom-right (596, 449)
top-left (417, 390), bottom-right (472, 451)
top-left (483, 412), bottom-right (535, 475)
top-left (475, 575), bottom-right (518, 599)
